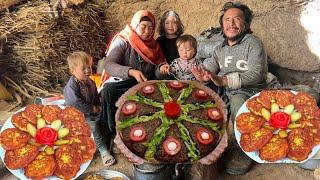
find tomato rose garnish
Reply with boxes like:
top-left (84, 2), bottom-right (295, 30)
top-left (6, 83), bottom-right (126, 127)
top-left (207, 108), bottom-right (221, 120)
top-left (196, 128), bottom-right (214, 145)
top-left (129, 126), bottom-right (147, 142)
top-left (121, 102), bottom-right (137, 116)
top-left (163, 137), bottom-right (181, 156)
top-left (164, 101), bottom-right (181, 118)
top-left (169, 81), bottom-right (184, 90)
top-left (35, 127), bottom-right (58, 146)
top-left (195, 89), bottom-right (208, 99)
top-left (269, 112), bottom-right (290, 129)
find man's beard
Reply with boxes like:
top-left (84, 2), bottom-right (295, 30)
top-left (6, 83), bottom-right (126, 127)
top-left (223, 25), bottom-right (249, 42)
top-left (227, 33), bottom-right (243, 41)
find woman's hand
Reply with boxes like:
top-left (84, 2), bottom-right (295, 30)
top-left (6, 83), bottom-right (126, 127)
top-left (191, 66), bottom-right (211, 82)
top-left (128, 69), bottom-right (147, 83)
top-left (160, 63), bottom-right (170, 74)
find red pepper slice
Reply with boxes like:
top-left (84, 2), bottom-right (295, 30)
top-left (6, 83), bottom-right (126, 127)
top-left (129, 126), bottom-right (147, 142)
top-left (121, 102), bottom-right (137, 116)
top-left (163, 137), bottom-right (181, 156)
top-left (207, 108), bottom-right (221, 120)
top-left (35, 127), bottom-right (58, 146)
top-left (196, 128), bottom-right (214, 145)
top-left (164, 101), bottom-right (181, 118)
top-left (269, 112), bottom-right (290, 129)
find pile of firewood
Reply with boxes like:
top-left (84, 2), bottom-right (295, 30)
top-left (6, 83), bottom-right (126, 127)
top-left (0, 0), bottom-right (113, 101)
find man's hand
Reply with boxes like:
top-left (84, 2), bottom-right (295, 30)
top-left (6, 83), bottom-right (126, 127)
top-left (128, 69), bottom-right (147, 83)
top-left (210, 73), bottom-right (227, 87)
top-left (159, 63), bottom-right (170, 74)
top-left (191, 66), bottom-right (211, 82)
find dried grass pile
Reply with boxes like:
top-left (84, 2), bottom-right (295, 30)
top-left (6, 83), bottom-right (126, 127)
top-left (0, 1), bottom-right (113, 101)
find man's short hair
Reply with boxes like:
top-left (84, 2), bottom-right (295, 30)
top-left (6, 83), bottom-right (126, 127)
top-left (176, 34), bottom-right (197, 52)
top-left (219, 2), bottom-right (253, 34)
top-left (67, 51), bottom-right (91, 71)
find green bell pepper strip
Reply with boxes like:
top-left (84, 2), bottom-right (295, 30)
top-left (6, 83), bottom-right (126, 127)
top-left (180, 114), bottom-right (222, 139)
top-left (176, 121), bottom-right (200, 162)
top-left (181, 102), bottom-right (216, 113)
top-left (127, 94), bottom-right (163, 108)
top-left (118, 111), bottom-right (164, 129)
top-left (157, 82), bottom-right (172, 102)
top-left (177, 84), bottom-right (193, 103)
top-left (144, 113), bottom-right (174, 160)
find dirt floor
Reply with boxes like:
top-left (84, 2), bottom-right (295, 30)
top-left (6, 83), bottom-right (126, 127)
top-left (0, 141), bottom-right (318, 180)
top-left (85, 152), bottom-right (317, 180)
top-left (0, 110), bottom-right (318, 180)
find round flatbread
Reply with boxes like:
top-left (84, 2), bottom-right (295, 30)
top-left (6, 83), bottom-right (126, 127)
top-left (59, 106), bottom-right (86, 123)
top-left (299, 106), bottom-right (319, 120)
top-left (256, 90), bottom-right (277, 109)
top-left (63, 120), bottom-right (92, 137)
top-left (24, 152), bottom-right (56, 179)
top-left (246, 97), bottom-right (264, 116)
top-left (259, 135), bottom-right (289, 162)
top-left (300, 120), bottom-right (320, 145)
top-left (0, 128), bottom-right (31, 150)
top-left (11, 112), bottom-right (29, 132)
top-left (4, 144), bottom-right (39, 169)
top-left (240, 127), bottom-right (273, 152)
top-left (236, 112), bottom-right (265, 134)
top-left (41, 105), bottom-right (61, 124)
top-left (67, 136), bottom-right (96, 163)
top-left (287, 128), bottom-right (313, 161)
top-left (22, 104), bottom-right (43, 125)
top-left (292, 92), bottom-right (317, 111)
top-left (54, 145), bottom-right (82, 179)
top-left (276, 90), bottom-right (294, 108)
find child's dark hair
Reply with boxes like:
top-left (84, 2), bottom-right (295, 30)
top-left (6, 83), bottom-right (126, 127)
top-left (158, 10), bottom-right (184, 36)
top-left (176, 34), bottom-right (197, 53)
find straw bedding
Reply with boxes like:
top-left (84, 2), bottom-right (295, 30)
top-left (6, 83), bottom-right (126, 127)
top-left (0, 1), bottom-right (113, 101)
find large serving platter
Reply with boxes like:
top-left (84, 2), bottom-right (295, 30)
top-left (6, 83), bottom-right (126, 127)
top-left (0, 105), bottom-right (92, 180)
top-left (234, 91), bottom-right (320, 163)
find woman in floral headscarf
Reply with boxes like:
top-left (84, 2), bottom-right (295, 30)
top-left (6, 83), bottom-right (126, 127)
top-left (100, 10), bottom-right (167, 140)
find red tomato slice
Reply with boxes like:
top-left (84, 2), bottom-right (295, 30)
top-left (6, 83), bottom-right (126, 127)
top-left (169, 81), bottom-right (184, 90)
top-left (142, 85), bottom-right (155, 95)
top-left (162, 137), bottom-right (181, 156)
top-left (164, 101), bottom-right (181, 118)
top-left (195, 89), bottom-right (208, 99)
top-left (121, 102), bottom-right (137, 116)
top-left (196, 128), bottom-right (214, 145)
top-left (207, 108), bottom-right (221, 120)
top-left (129, 126), bottom-right (147, 142)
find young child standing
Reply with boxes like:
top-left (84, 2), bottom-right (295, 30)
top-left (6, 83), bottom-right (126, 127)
top-left (160, 34), bottom-right (203, 80)
top-left (157, 10), bottom-right (184, 64)
top-left (63, 51), bottom-right (115, 166)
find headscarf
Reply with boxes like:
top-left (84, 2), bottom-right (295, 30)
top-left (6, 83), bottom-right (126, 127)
top-left (108, 10), bottom-right (166, 65)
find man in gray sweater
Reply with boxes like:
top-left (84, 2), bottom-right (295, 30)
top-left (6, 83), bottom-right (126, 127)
top-left (192, 2), bottom-right (268, 175)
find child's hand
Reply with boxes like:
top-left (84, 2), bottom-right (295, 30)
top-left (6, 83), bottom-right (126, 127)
top-left (160, 63), bottom-right (170, 74)
top-left (93, 106), bottom-right (101, 114)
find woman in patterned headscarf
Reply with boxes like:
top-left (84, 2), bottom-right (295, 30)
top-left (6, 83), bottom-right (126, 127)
top-left (100, 10), bottom-right (167, 139)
